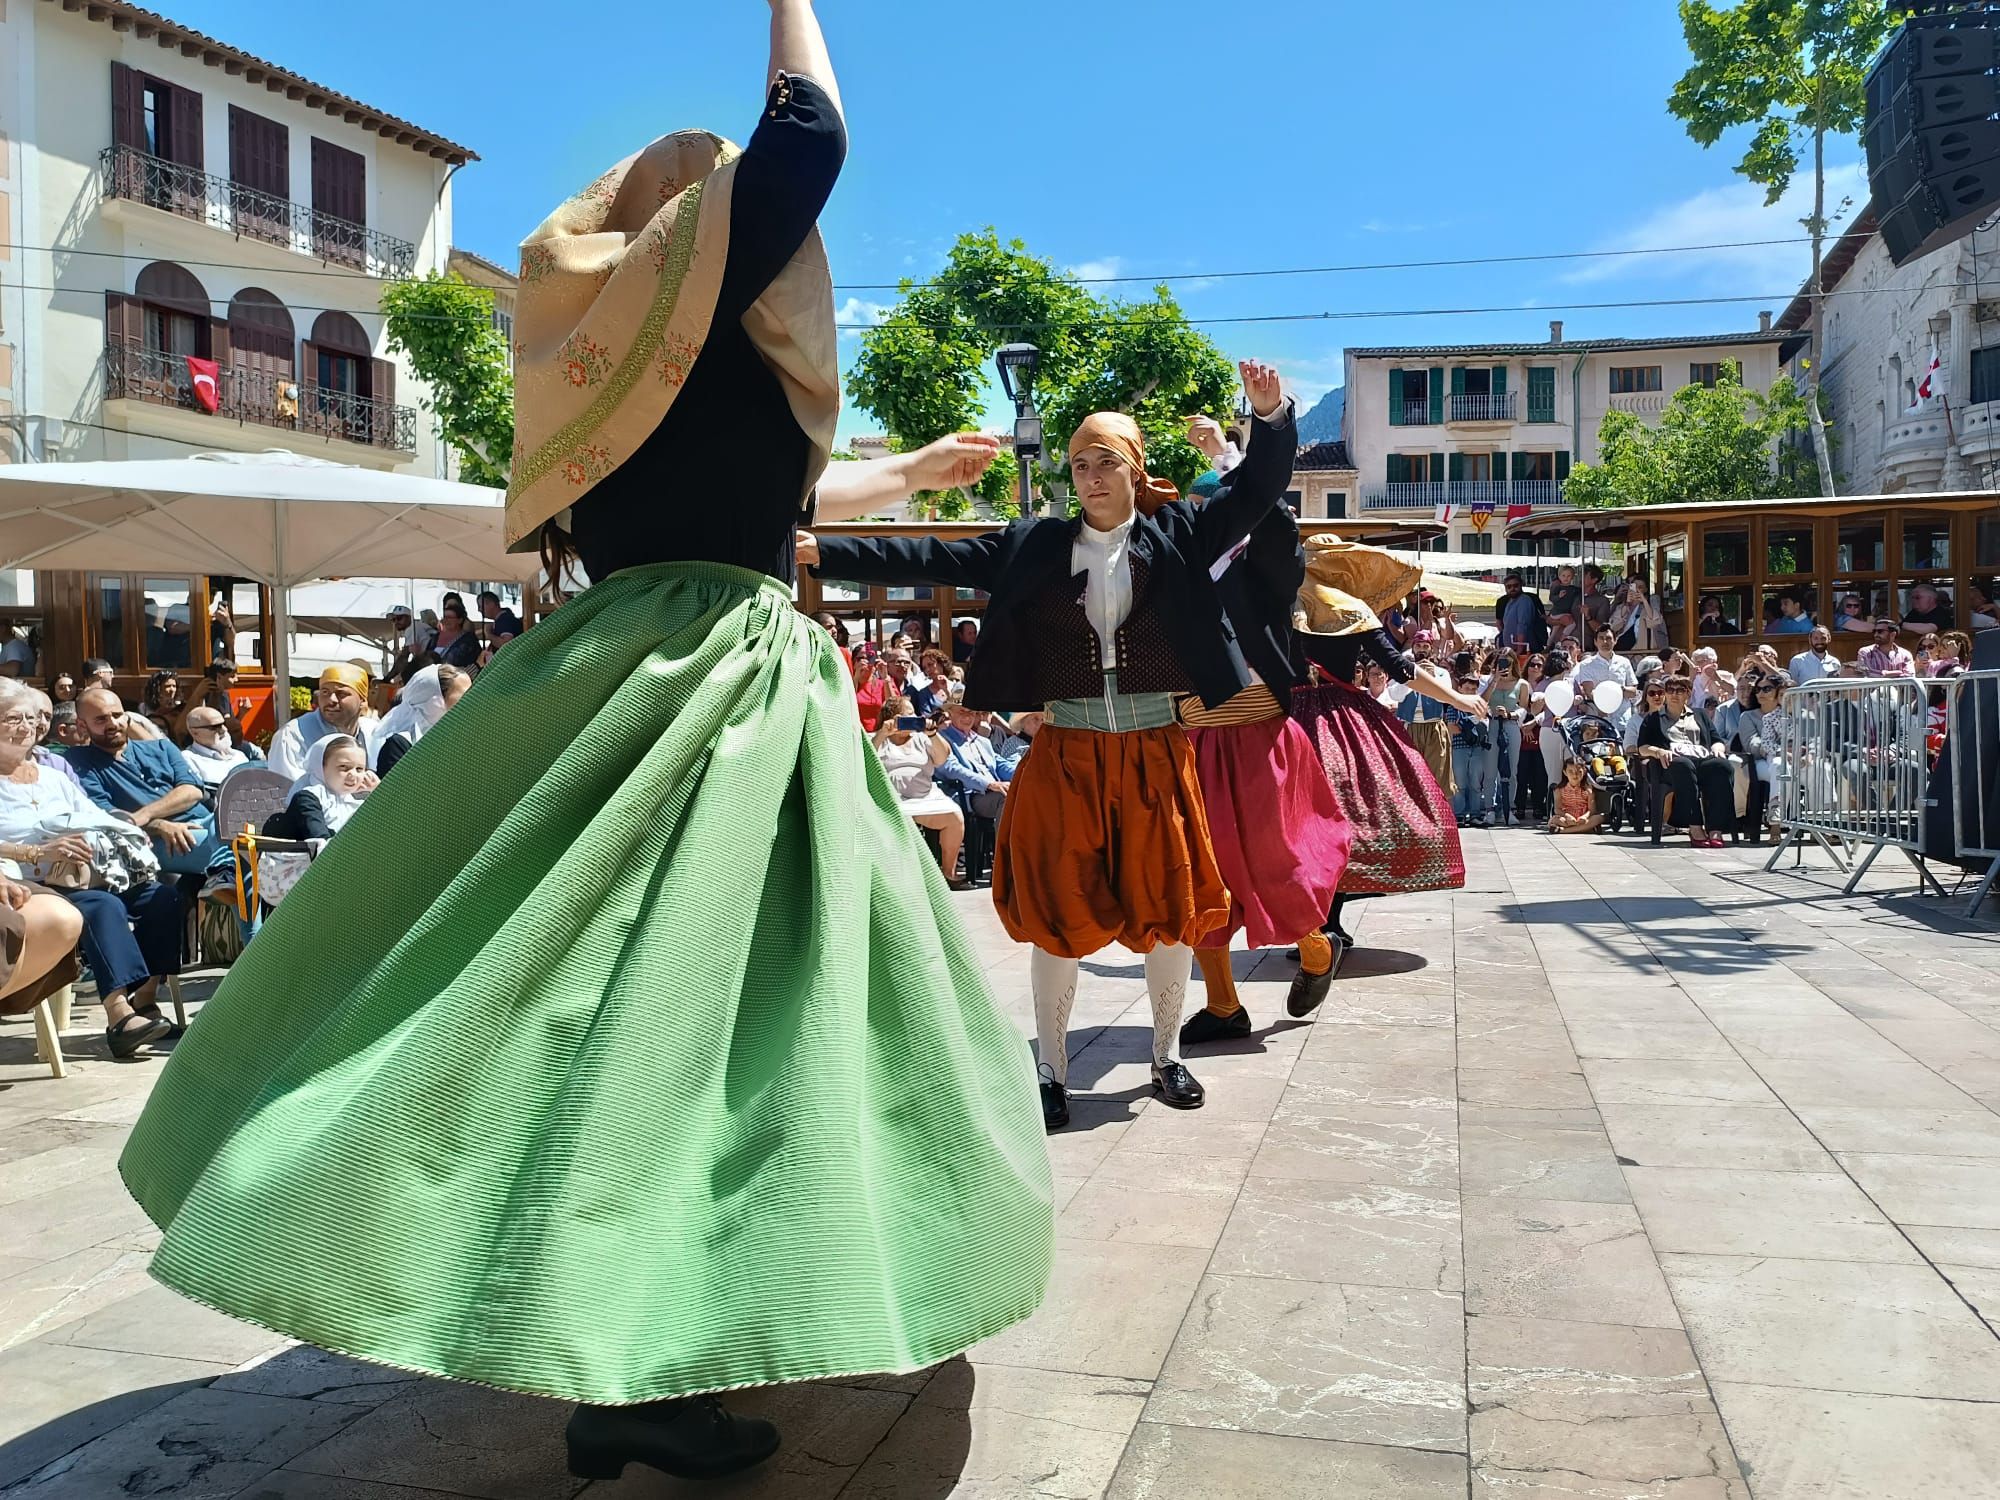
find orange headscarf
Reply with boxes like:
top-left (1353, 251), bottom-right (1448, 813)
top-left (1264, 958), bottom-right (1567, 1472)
top-left (1067, 413), bottom-right (1182, 517)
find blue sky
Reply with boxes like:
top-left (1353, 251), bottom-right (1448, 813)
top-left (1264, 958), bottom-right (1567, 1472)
top-left (174, 0), bottom-right (1868, 438)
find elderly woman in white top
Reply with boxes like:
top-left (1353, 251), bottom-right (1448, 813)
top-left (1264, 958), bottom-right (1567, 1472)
top-left (371, 665), bottom-right (469, 776)
top-left (871, 697), bottom-right (967, 888)
top-left (0, 679), bottom-right (179, 1056)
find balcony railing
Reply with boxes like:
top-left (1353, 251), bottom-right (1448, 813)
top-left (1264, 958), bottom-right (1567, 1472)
top-left (106, 340), bottom-right (416, 453)
top-left (1398, 400), bottom-right (1436, 426)
top-left (1446, 391), bottom-right (1518, 423)
top-left (100, 145), bottom-right (417, 278)
top-left (1359, 480), bottom-right (1568, 513)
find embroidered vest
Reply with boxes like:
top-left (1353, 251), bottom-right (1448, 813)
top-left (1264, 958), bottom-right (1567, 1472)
top-left (1017, 552), bottom-right (1190, 703)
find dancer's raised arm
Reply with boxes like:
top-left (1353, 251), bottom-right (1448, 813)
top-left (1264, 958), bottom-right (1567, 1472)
top-left (1188, 361), bottom-right (1297, 564)
top-left (769, 0), bottom-right (842, 117)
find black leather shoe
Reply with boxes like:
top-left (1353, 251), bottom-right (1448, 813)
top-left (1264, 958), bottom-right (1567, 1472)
top-left (1151, 1062), bottom-right (1205, 1110)
top-left (1179, 1006), bottom-right (1252, 1046)
top-left (565, 1397), bottom-right (779, 1482)
top-left (105, 1013), bottom-right (172, 1060)
top-left (1286, 954), bottom-right (1339, 1019)
top-left (1040, 1080), bottom-right (1070, 1131)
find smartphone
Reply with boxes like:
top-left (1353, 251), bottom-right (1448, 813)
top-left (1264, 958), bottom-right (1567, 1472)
top-left (895, 716), bottom-right (926, 731)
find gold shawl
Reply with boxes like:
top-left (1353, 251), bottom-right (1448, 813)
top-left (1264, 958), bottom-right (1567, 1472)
top-left (1294, 537), bottom-right (1424, 638)
top-left (504, 130), bottom-right (840, 552)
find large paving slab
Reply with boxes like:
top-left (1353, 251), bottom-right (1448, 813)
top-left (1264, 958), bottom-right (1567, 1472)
top-left (1, 827), bottom-right (1997, 1497)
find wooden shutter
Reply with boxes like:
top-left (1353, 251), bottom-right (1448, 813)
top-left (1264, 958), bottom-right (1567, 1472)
top-left (111, 63), bottom-right (145, 150)
top-left (1387, 368), bottom-right (1403, 426)
top-left (229, 109), bottom-right (290, 243)
top-left (205, 317), bottom-right (229, 366)
top-left (312, 139), bottom-right (367, 266)
top-left (168, 85), bottom-right (203, 170)
top-left (1555, 451), bottom-right (1571, 481)
top-left (1428, 369), bottom-right (1445, 425)
top-left (104, 290), bottom-right (142, 346)
top-left (1448, 452), bottom-right (1465, 482)
top-left (1494, 451), bottom-right (1509, 485)
top-left (1511, 451), bottom-right (1528, 483)
top-left (1449, 366), bottom-right (1466, 398)
top-left (1432, 452), bottom-right (1445, 482)
top-left (1492, 366), bottom-right (1507, 398)
top-left (1528, 366), bottom-right (1554, 419)
top-left (1387, 453), bottom-right (1408, 483)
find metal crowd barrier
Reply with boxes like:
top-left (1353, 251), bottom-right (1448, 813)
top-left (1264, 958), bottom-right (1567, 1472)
top-left (1766, 671), bottom-right (2000, 914)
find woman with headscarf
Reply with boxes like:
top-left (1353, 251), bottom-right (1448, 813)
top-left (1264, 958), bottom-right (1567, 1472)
top-left (370, 665), bottom-right (468, 776)
top-left (121, 6), bottom-right (1049, 1487)
top-left (806, 363), bottom-right (1300, 1131)
top-left (1172, 418), bottom-right (1352, 1045)
top-left (1282, 540), bottom-right (1488, 951)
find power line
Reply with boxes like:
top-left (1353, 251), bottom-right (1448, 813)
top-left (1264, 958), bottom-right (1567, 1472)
top-left (0, 233), bottom-right (1819, 293)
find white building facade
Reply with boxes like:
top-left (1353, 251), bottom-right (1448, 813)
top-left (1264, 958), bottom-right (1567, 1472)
top-left (0, 0), bottom-right (473, 478)
top-left (1342, 323), bottom-right (1799, 553)
top-left (1787, 211), bottom-right (2000, 495)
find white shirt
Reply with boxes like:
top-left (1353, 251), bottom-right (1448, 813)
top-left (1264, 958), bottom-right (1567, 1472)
top-left (1574, 653), bottom-right (1637, 695)
top-left (1072, 515), bottom-right (1135, 665)
top-left (1789, 647), bottom-right (1838, 684)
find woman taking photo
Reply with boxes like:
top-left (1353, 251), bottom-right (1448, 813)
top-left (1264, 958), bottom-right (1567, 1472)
top-left (119, 4), bottom-right (1049, 1487)
top-left (850, 652), bottom-right (890, 731)
top-left (872, 699), bottom-right (968, 888)
top-left (1611, 577), bottom-right (1668, 653)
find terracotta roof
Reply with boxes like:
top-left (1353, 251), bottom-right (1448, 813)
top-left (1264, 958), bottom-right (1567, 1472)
top-left (1295, 440), bottom-right (1354, 471)
top-left (1348, 331), bottom-right (1796, 359)
top-left (44, 0), bottom-right (476, 164)
top-left (1775, 209), bottom-right (1882, 334)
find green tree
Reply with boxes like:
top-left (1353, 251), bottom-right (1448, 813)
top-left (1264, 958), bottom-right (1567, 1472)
top-left (1669, 0), bottom-right (1891, 498)
top-left (846, 230), bottom-right (1238, 515)
top-left (381, 272), bottom-right (515, 488)
top-left (1565, 362), bottom-right (1819, 508)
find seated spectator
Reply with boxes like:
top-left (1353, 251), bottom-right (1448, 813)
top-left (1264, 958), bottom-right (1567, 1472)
top-left (1712, 665), bottom-right (1762, 746)
top-left (1610, 578), bottom-right (1668, 651)
top-left (47, 702), bottom-right (87, 753)
top-left (430, 602), bottom-right (483, 673)
top-left (48, 672), bottom-right (77, 705)
top-left (81, 659), bottom-right (115, 692)
top-left (477, 590), bottom-right (524, 647)
top-left (851, 655), bottom-right (889, 731)
top-left (1731, 672), bottom-right (1791, 842)
top-left (813, 613), bottom-right (854, 677)
top-left (1696, 595), bottom-right (1740, 636)
top-left (187, 659), bottom-right (241, 724)
top-left (385, 607), bottom-right (437, 685)
top-left (907, 651), bottom-right (948, 718)
top-left (0, 684), bottom-right (179, 1055)
top-left (179, 706), bottom-right (261, 787)
top-left (1636, 676), bottom-right (1736, 847)
top-left (871, 698), bottom-right (967, 888)
top-left (1833, 592), bottom-right (1873, 632)
top-left (269, 735), bottom-right (375, 841)
top-left (0, 871), bottom-right (83, 1022)
top-left (1769, 592), bottom-right (1814, 635)
top-left (269, 666), bottom-right (380, 778)
top-left (1858, 620), bottom-right (1917, 678)
top-left (952, 619), bottom-right (980, 664)
top-left (1629, 676), bottom-right (1668, 748)
top-left (936, 703), bottom-right (1008, 821)
top-left (1928, 630), bottom-right (1971, 678)
top-left (1547, 759), bottom-right (1601, 835)
top-left (1787, 629), bottom-right (1838, 684)
top-left (1902, 583), bottom-right (1954, 631)
top-left (1969, 580), bottom-right (1999, 632)
top-left (370, 665), bottom-right (468, 776)
top-left (142, 671), bottom-right (183, 736)
top-left (992, 710), bottom-right (1042, 781)
top-left (68, 687), bottom-right (233, 879)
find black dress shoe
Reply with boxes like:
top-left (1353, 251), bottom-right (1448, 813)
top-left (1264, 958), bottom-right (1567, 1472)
top-left (105, 1014), bottom-right (172, 1060)
top-left (1286, 954), bottom-right (1340, 1019)
top-left (1040, 1079), bottom-right (1070, 1131)
top-left (1151, 1062), bottom-right (1205, 1110)
top-left (565, 1397), bottom-right (779, 1482)
top-left (1179, 1006), bottom-right (1253, 1046)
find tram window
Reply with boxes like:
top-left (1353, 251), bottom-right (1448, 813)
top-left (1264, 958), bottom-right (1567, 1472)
top-left (953, 588), bottom-right (990, 601)
top-left (818, 580), bottom-right (866, 603)
top-left (885, 586), bottom-right (935, 602)
top-left (1662, 544), bottom-right (1687, 614)
top-left (1766, 524), bottom-right (1814, 579)
top-left (92, 576), bottom-right (127, 668)
top-left (1902, 517), bottom-right (1952, 573)
top-left (1762, 585), bottom-right (1819, 634)
top-left (1702, 527), bottom-right (1750, 579)
top-left (140, 580), bottom-right (194, 669)
top-left (1978, 514), bottom-right (2000, 569)
top-left (1694, 589), bottom-right (1747, 636)
top-left (1837, 519), bottom-right (1885, 574)
top-left (1899, 581), bottom-right (1955, 631)
top-left (1831, 581), bottom-right (1888, 633)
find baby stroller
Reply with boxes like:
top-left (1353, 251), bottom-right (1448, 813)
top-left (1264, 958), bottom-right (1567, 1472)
top-left (1561, 710), bottom-right (1637, 833)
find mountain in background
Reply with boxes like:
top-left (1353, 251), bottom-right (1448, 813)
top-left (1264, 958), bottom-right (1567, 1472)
top-left (1297, 387), bottom-right (1344, 444)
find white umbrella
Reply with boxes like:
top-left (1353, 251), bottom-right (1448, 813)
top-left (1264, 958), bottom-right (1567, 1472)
top-left (0, 450), bottom-right (534, 723)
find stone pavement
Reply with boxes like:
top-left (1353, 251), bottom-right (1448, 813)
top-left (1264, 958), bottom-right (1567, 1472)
top-left (3, 830), bottom-right (1999, 1499)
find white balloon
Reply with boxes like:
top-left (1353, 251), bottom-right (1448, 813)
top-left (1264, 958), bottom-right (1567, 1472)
top-left (1543, 679), bottom-right (1575, 718)
top-left (1593, 679), bottom-right (1626, 716)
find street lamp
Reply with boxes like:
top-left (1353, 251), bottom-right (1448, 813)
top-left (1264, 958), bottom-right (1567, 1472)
top-left (996, 343), bottom-right (1042, 516)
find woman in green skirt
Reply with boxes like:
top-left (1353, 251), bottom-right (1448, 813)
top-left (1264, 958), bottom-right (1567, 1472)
top-left (119, 2), bottom-right (1052, 1483)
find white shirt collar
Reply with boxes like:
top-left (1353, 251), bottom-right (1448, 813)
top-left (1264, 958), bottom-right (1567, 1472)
top-left (1079, 514), bottom-right (1135, 547)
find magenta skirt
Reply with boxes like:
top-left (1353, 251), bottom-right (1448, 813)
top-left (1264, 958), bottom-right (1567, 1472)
top-left (1186, 714), bottom-right (1352, 949)
top-left (1290, 680), bottom-right (1464, 896)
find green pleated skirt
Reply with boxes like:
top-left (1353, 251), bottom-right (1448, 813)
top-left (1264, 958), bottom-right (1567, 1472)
top-left (119, 561), bottom-right (1053, 1405)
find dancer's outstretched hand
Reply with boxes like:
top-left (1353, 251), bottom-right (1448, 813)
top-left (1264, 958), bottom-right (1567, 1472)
top-left (1240, 361), bottom-right (1285, 419)
top-left (904, 433), bottom-right (1002, 492)
top-left (795, 529), bottom-right (820, 569)
top-left (1185, 415), bottom-right (1228, 459)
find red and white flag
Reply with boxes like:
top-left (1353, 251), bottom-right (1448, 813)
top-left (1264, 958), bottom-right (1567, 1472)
top-left (1433, 499), bottom-right (1455, 528)
top-left (1506, 499), bottom-right (1532, 526)
top-left (1910, 346), bottom-right (1941, 409)
top-left (187, 356), bottom-right (221, 414)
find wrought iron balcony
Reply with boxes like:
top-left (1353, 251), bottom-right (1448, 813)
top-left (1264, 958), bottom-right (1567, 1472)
top-left (105, 340), bottom-right (417, 453)
top-left (1446, 391), bottom-right (1518, 423)
top-left (1359, 480), bottom-right (1567, 513)
top-left (100, 145), bottom-right (417, 278)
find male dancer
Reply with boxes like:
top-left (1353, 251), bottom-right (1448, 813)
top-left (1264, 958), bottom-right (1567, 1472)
top-left (803, 364), bottom-right (1297, 1128)
top-left (1177, 417), bottom-right (1351, 1044)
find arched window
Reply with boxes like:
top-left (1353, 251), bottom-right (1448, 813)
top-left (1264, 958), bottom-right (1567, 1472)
top-left (228, 288), bottom-right (295, 381)
top-left (303, 310), bottom-right (392, 445)
top-left (306, 310), bottom-right (370, 396)
top-left (132, 261), bottom-right (209, 357)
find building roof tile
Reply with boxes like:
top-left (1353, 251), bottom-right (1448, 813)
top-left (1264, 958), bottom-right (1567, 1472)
top-left (1346, 330), bottom-right (1800, 359)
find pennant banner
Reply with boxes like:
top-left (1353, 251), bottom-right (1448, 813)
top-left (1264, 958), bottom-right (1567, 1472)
top-left (1468, 499), bottom-right (1495, 533)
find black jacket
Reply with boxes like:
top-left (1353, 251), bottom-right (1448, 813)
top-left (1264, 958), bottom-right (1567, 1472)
top-left (1212, 502), bottom-right (1308, 693)
top-left (814, 406), bottom-right (1298, 713)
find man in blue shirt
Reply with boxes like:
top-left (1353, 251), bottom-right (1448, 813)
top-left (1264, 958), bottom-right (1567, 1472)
top-left (1769, 593), bottom-right (1815, 635)
top-left (1495, 573), bottom-right (1549, 652)
top-left (935, 703), bottom-right (1008, 820)
top-left (70, 688), bottom-right (232, 877)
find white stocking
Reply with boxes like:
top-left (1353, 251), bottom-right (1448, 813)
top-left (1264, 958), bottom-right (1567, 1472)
top-left (1030, 947), bottom-right (1080, 1087)
top-left (1146, 944), bottom-right (1193, 1069)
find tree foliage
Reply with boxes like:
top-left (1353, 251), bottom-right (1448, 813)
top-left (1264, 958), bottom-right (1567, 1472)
top-left (381, 272), bottom-right (515, 489)
top-left (846, 231), bottom-right (1238, 512)
top-left (1564, 363), bottom-right (1819, 509)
